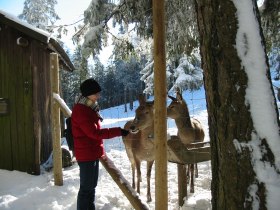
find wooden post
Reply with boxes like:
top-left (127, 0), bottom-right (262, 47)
top-left (153, 1), bottom-right (168, 209)
top-left (50, 53), bottom-right (63, 186)
top-left (178, 165), bottom-right (187, 206)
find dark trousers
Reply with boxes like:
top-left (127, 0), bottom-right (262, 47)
top-left (77, 160), bottom-right (99, 210)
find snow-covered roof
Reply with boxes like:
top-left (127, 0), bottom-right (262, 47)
top-left (0, 10), bottom-right (74, 71)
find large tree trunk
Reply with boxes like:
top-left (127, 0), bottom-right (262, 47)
top-left (194, 0), bottom-right (279, 209)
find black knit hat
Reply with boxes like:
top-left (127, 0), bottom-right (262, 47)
top-left (80, 78), bottom-right (101, 97)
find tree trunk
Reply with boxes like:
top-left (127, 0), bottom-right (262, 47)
top-left (129, 89), bottom-right (133, 110)
top-left (194, 0), bottom-right (279, 209)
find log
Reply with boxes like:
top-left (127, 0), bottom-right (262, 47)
top-left (100, 155), bottom-right (150, 210)
top-left (153, 0), bottom-right (168, 209)
top-left (53, 93), bottom-right (72, 117)
top-left (50, 53), bottom-right (63, 186)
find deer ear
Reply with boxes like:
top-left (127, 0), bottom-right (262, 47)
top-left (176, 91), bottom-right (183, 102)
top-left (175, 87), bottom-right (183, 101)
top-left (168, 95), bottom-right (177, 101)
top-left (138, 94), bottom-right (146, 105)
top-left (175, 87), bottom-right (181, 93)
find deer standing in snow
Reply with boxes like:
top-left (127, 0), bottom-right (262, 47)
top-left (122, 94), bottom-right (155, 202)
top-left (167, 89), bottom-right (205, 193)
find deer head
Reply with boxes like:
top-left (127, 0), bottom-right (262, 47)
top-left (130, 94), bottom-right (154, 134)
top-left (167, 88), bottom-right (189, 119)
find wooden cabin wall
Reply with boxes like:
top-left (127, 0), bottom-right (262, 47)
top-left (0, 22), bottom-right (35, 174)
top-left (0, 22), bottom-right (52, 175)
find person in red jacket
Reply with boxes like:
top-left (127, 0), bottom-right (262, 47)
top-left (72, 78), bottom-right (129, 210)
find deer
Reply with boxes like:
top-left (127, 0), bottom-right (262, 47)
top-left (122, 94), bottom-right (155, 202)
top-left (167, 89), bottom-right (205, 193)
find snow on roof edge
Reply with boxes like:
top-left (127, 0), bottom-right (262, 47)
top-left (0, 10), bottom-right (75, 71)
top-left (0, 9), bottom-right (52, 42)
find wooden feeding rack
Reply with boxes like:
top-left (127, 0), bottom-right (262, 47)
top-left (167, 135), bottom-right (211, 164)
top-left (167, 135), bottom-right (211, 206)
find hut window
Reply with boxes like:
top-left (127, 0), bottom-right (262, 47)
top-left (17, 37), bottom-right (29, 47)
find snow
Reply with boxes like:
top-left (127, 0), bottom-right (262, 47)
top-left (0, 88), bottom-right (212, 210)
top-left (53, 93), bottom-right (72, 117)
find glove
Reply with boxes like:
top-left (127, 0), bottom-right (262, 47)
top-left (121, 129), bottom-right (130, 136)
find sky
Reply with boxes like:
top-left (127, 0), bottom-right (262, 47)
top-left (0, 0), bottom-right (113, 64)
top-left (0, 88), bottom-right (212, 210)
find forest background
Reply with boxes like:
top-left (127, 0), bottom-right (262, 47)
top-left (3, 0), bottom-right (278, 111)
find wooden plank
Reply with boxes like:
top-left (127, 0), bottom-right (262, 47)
top-left (11, 31), bottom-right (22, 171)
top-left (100, 155), bottom-right (150, 210)
top-left (31, 41), bottom-right (50, 174)
top-left (34, 46), bottom-right (52, 163)
top-left (32, 58), bottom-right (41, 174)
top-left (24, 40), bottom-right (36, 174)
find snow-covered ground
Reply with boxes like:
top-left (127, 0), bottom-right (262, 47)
top-left (0, 88), bottom-right (213, 210)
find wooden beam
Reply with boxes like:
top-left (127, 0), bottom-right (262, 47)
top-left (177, 165), bottom-right (187, 206)
top-left (50, 53), bottom-right (63, 186)
top-left (100, 155), bottom-right (150, 210)
top-left (53, 93), bottom-right (72, 117)
top-left (167, 136), bottom-right (211, 164)
top-left (153, 0), bottom-right (168, 209)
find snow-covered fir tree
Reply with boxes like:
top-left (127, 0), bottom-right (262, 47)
top-left (18, 0), bottom-right (60, 33)
top-left (72, 45), bottom-right (89, 84)
top-left (73, 0), bottom-right (202, 94)
top-left (170, 54), bottom-right (203, 92)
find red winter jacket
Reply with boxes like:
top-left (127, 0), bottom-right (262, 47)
top-left (71, 103), bottom-right (122, 162)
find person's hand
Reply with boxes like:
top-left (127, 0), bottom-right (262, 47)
top-left (121, 129), bottom-right (129, 136)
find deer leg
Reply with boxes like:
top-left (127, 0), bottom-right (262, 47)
top-left (190, 164), bottom-right (194, 193)
top-left (195, 163), bottom-right (198, 178)
top-left (146, 160), bottom-right (154, 202)
top-left (132, 163), bottom-right (136, 189)
top-left (135, 159), bottom-right (142, 194)
top-left (186, 164), bottom-right (190, 184)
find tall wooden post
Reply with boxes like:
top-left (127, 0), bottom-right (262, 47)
top-left (153, 1), bottom-right (168, 209)
top-left (178, 164), bottom-right (187, 206)
top-left (50, 53), bottom-right (63, 186)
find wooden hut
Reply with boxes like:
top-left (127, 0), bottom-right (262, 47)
top-left (0, 11), bottom-right (75, 175)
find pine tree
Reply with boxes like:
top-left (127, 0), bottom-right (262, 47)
top-left (170, 52), bottom-right (203, 92)
top-left (18, 0), bottom-right (60, 33)
top-left (72, 45), bottom-right (89, 84)
top-left (74, 0), bottom-right (202, 94)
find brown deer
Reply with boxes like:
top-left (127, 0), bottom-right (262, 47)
top-left (122, 94), bottom-right (155, 202)
top-left (167, 89), bottom-right (205, 193)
